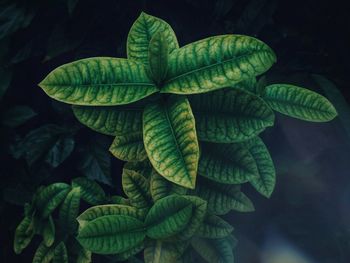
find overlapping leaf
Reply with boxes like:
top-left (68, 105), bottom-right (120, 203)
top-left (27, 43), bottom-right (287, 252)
top-left (42, 216), bottom-right (55, 247)
top-left (53, 242), bottom-right (68, 263)
top-left (59, 187), bottom-right (81, 234)
top-left (149, 32), bottom-right (169, 83)
top-left (14, 216), bottom-right (35, 254)
top-left (144, 240), bottom-right (186, 263)
top-left (32, 242), bottom-right (55, 263)
top-left (109, 132), bottom-right (146, 161)
top-left (72, 177), bottom-right (106, 205)
top-left (196, 215), bottom-right (233, 239)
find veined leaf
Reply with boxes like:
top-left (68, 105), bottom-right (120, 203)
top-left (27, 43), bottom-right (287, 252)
top-left (39, 57), bottom-right (158, 106)
top-left (144, 240), bottom-right (185, 263)
top-left (150, 169), bottom-right (187, 202)
top-left (32, 242), bottom-right (55, 263)
top-left (72, 177), bottom-right (106, 205)
top-left (36, 183), bottom-right (71, 218)
top-left (76, 245), bottom-right (92, 263)
top-left (72, 105), bottom-right (143, 136)
top-left (196, 215), bottom-right (233, 239)
top-left (108, 195), bottom-right (131, 206)
top-left (59, 187), bottom-right (81, 234)
top-left (193, 177), bottom-right (254, 215)
top-left (244, 137), bottom-right (276, 198)
top-left (189, 88), bottom-right (274, 143)
top-left (112, 241), bottom-right (144, 261)
top-left (143, 96), bottom-right (199, 189)
top-left (42, 216), bottom-right (55, 247)
top-left (122, 169), bottom-right (152, 210)
top-left (14, 216), bottom-right (35, 254)
top-left (109, 132), bottom-right (146, 161)
top-left (124, 160), bottom-right (153, 178)
top-left (77, 204), bottom-right (139, 228)
top-left (162, 35), bottom-right (276, 94)
top-left (199, 142), bottom-right (258, 184)
top-left (262, 84), bottom-right (337, 121)
top-left (127, 12), bottom-right (179, 66)
top-left (149, 32), bottom-right (169, 84)
top-left (77, 215), bottom-right (146, 254)
top-left (53, 242), bottom-right (68, 263)
top-left (145, 195), bottom-right (193, 239)
top-left (191, 236), bottom-right (234, 263)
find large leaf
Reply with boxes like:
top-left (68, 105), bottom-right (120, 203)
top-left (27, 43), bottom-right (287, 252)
top-left (14, 216), bottom-right (35, 254)
top-left (144, 240), bottom-right (185, 263)
top-left (193, 177), bottom-right (254, 215)
top-left (35, 183), bottom-right (71, 218)
top-left (199, 142), bottom-right (258, 184)
top-left (191, 236), bottom-right (234, 263)
top-left (53, 242), bottom-right (68, 263)
top-left (189, 88), bottom-right (274, 143)
top-left (244, 137), bottom-right (276, 198)
top-left (77, 215), bottom-right (146, 254)
top-left (145, 195), bottom-right (193, 239)
top-left (42, 216), bottom-right (55, 247)
top-left (109, 132), bottom-right (146, 161)
top-left (196, 214), bottom-right (233, 239)
top-left (32, 242), bottom-right (55, 263)
top-left (149, 32), bottom-right (169, 84)
top-left (262, 84), bottom-right (337, 121)
top-left (150, 169), bottom-right (187, 202)
top-left (122, 169), bottom-right (152, 210)
top-left (77, 204), bottom-right (140, 229)
top-left (72, 105), bottom-right (143, 136)
top-left (162, 35), bottom-right (276, 94)
top-left (143, 96), bottom-right (199, 189)
top-left (59, 187), bottom-right (81, 234)
top-left (127, 12), bottom-right (179, 66)
top-left (72, 177), bottom-right (106, 205)
top-left (39, 58), bottom-right (158, 106)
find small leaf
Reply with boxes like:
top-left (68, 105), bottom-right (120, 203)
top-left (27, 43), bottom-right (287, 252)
top-left (109, 132), bottom-right (147, 161)
top-left (149, 31), bottom-right (169, 84)
top-left (36, 183), bottom-right (71, 218)
top-left (262, 84), bottom-right (337, 121)
top-left (42, 216), bottom-right (55, 247)
top-left (39, 58), bottom-right (158, 106)
top-left (162, 35), bottom-right (276, 94)
top-left (189, 88), bottom-right (274, 143)
top-left (1, 105), bottom-right (36, 127)
top-left (245, 137), bottom-right (276, 198)
top-left (145, 195), bottom-right (193, 239)
top-left (72, 177), bottom-right (106, 205)
top-left (53, 242), bottom-right (68, 263)
top-left (127, 12), bottom-right (179, 66)
top-left (59, 187), bottom-right (81, 234)
top-left (77, 215), bottom-right (146, 254)
top-left (193, 177), bottom-right (254, 215)
top-left (32, 242), bottom-right (55, 263)
top-left (14, 216), bottom-right (35, 254)
top-left (199, 142), bottom-right (258, 184)
top-left (196, 215), bottom-right (233, 239)
top-left (45, 136), bottom-right (75, 168)
top-left (143, 96), bottom-right (199, 189)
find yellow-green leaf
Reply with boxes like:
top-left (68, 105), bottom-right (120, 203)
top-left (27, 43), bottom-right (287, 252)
top-left (144, 240), bottom-right (186, 263)
top-left (109, 132), bottom-right (147, 161)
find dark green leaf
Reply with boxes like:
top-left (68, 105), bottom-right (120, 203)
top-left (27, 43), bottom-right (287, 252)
top-left (1, 105), bottom-right (36, 128)
top-left (72, 177), bottom-right (106, 205)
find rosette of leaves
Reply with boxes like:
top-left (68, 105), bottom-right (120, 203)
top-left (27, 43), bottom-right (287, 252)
top-left (13, 177), bottom-right (108, 263)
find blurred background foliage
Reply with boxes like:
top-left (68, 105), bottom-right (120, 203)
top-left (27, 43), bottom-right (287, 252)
top-left (0, 0), bottom-right (349, 262)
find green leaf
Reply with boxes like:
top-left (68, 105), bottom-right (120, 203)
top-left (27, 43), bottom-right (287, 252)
top-left (196, 215), bottom-right (233, 239)
top-left (76, 245), bottom-right (92, 263)
top-left (127, 12), bottom-right (179, 66)
top-left (198, 142), bottom-right (258, 184)
top-left (59, 187), bottom-right (81, 234)
top-left (189, 88), bottom-right (274, 143)
top-left (109, 132), bottom-right (147, 161)
top-left (191, 236), bottom-right (234, 263)
top-left (72, 177), bottom-right (106, 205)
top-left (45, 136), bottom-right (75, 168)
top-left (162, 35), bottom-right (276, 94)
top-left (149, 32), bottom-right (169, 84)
top-left (150, 169), bottom-right (187, 202)
top-left (122, 169), bottom-right (152, 210)
top-left (77, 204), bottom-right (140, 229)
top-left (144, 240), bottom-right (185, 263)
top-left (39, 57), bottom-right (158, 106)
top-left (77, 215), bottom-right (146, 254)
top-left (124, 160), bottom-right (153, 178)
top-left (108, 195), bottom-right (131, 206)
top-left (36, 183), bottom-right (71, 218)
top-left (143, 96), bottom-right (199, 189)
top-left (32, 242), bottom-right (55, 263)
top-left (112, 241), bottom-right (144, 261)
top-left (145, 195), bottom-right (193, 239)
top-left (42, 216), bottom-right (55, 247)
top-left (53, 242), bottom-right (68, 263)
top-left (14, 216), bottom-right (35, 254)
top-left (72, 105), bottom-right (143, 136)
top-left (262, 84), bottom-right (337, 122)
top-left (244, 137), bottom-right (276, 198)
top-left (193, 177), bottom-right (254, 215)
top-left (1, 105), bottom-right (36, 127)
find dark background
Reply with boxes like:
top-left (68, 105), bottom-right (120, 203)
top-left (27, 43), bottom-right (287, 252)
top-left (1, 0), bottom-right (350, 262)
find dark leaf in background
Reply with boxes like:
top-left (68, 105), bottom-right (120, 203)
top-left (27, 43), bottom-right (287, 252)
top-left (45, 136), bottom-right (75, 168)
top-left (1, 105), bottom-right (36, 128)
top-left (0, 67), bottom-right (13, 100)
top-left (67, 0), bottom-right (80, 16)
